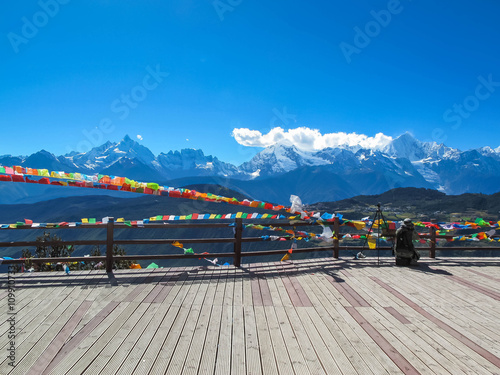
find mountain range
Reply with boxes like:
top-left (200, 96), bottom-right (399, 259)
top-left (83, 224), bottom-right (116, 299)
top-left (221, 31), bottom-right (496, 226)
top-left (1, 133), bottom-right (500, 204)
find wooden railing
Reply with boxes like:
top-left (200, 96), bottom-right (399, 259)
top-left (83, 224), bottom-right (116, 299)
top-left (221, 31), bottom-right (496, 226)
top-left (0, 217), bottom-right (498, 272)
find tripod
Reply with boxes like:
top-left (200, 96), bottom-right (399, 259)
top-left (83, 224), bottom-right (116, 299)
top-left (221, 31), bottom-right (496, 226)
top-left (359, 203), bottom-right (393, 266)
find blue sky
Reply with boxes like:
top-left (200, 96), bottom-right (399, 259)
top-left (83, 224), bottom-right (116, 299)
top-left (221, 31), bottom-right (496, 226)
top-left (1, 0), bottom-right (500, 165)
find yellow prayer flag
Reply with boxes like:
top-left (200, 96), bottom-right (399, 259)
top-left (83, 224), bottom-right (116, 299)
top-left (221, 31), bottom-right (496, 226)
top-left (117, 218), bottom-right (124, 222)
top-left (172, 241), bottom-right (183, 248)
top-left (82, 218), bottom-right (89, 223)
top-left (179, 215), bottom-right (186, 220)
top-left (367, 237), bottom-right (376, 249)
top-left (209, 214), bottom-right (217, 219)
top-left (236, 212), bottom-right (243, 219)
top-left (280, 253), bottom-right (290, 261)
top-left (352, 221), bottom-right (366, 230)
top-left (150, 217), bottom-right (156, 221)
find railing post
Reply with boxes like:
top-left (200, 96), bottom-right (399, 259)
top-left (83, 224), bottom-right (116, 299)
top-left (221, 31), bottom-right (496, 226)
top-left (430, 225), bottom-right (436, 259)
top-left (106, 217), bottom-right (115, 273)
top-left (234, 218), bottom-right (243, 267)
top-left (333, 217), bottom-right (340, 259)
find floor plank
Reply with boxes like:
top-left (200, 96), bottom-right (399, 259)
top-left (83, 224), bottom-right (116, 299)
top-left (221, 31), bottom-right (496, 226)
top-left (3, 258), bottom-right (500, 375)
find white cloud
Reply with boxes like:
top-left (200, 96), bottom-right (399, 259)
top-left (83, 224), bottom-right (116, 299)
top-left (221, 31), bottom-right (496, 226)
top-left (136, 135), bottom-right (143, 141)
top-left (231, 126), bottom-right (393, 151)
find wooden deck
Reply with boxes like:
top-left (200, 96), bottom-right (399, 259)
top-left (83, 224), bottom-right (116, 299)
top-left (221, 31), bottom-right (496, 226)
top-left (1, 257), bottom-right (500, 374)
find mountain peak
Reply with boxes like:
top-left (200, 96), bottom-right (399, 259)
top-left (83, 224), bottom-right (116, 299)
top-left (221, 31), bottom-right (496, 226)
top-left (383, 132), bottom-right (425, 161)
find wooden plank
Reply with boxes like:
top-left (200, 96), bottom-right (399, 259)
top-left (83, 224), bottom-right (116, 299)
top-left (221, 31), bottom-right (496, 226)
top-left (360, 305), bottom-right (455, 374)
top-left (232, 266), bottom-right (244, 307)
top-left (231, 304), bottom-right (246, 375)
top-left (164, 305), bottom-right (203, 375)
top-left (73, 303), bottom-right (153, 375)
top-left (197, 304), bottom-right (223, 375)
top-left (374, 305), bottom-right (470, 375)
top-left (279, 275), bottom-right (303, 307)
top-left (293, 307), bottom-right (343, 374)
top-left (253, 306), bottom-right (278, 375)
top-left (113, 303), bottom-right (179, 375)
top-left (45, 302), bottom-right (130, 375)
top-left (258, 277), bottom-right (274, 306)
top-left (396, 304), bottom-right (497, 375)
top-left (262, 306), bottom-right (297, 375)
top-left (273, 305), bottom-right (312, 374)
top-left (214, 303), bottom-right (233, 375)
top-left (325, 274), bottom-right (369, 308)
top-left (191, 266), bottom-right (215, 306)
top-left (264, 265), bottom-right (283, 307)
top-left (306, 272), bottom-right (401, 374)
top-left (95, 303), bottom-right (160, 375)
top-left (223, 266), bottom-right (235, 307)
top-left (251, 278), bottom-right (263, 306)
top-left (384, 307), bottom-right (412, 325)
top-left (0, 296), bottom-right (70, 361)
top-left (243, 305), bottom-right (263, 375)
top-left (345, 306), bottom-right (421, 375)
top-left (213, 266), bottom-right (230, 307)
top-left (299, 272), bottom-right (369, 375)
top-left (58, 302), bottom-right (145, 374)
top-left (133, 304), bottom-right (188, 375)
top-left (242, 265), bottom-right (254, 307)
top-left (356, 266), bottom-right (496, 374)
top-left (0, 298), bottom-right (76, 374)
top-left (179, 304), bottom-right (213, 375)
top-left (170, 271), bottom-right (195, 306)
top-left (371, 276), bottom-right (500, 371)
top-left (152, 267), bottom-right (187, 304)
top-left (25, 300), bottom-right (92, 375)
top-left (0, 299), bottom-right (45, 347)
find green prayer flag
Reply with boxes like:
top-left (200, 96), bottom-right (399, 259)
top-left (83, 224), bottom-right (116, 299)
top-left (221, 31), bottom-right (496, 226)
top-left (89, 218), bottom-right (96, 224)
top-left (147, 183), bottom-right (159, 190)
top-left (184, 248), bottom-right (194, 255)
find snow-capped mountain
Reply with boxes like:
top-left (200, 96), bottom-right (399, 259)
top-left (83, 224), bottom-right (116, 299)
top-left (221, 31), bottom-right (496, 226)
top-left (157, 148), bottom-right (240, 179)
top-left (239, 143), bottom-right (329, 176)
top-left (1, 133), bottom-right (500, 204)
